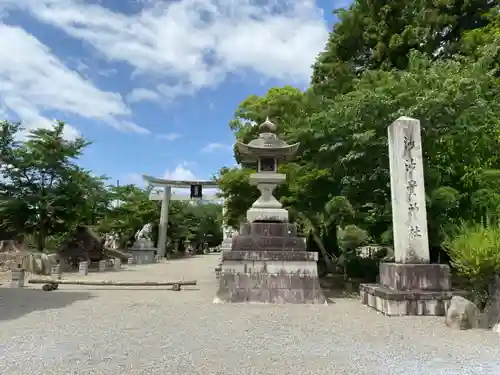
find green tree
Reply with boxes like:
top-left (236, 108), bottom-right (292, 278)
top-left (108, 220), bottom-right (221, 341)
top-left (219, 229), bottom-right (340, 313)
top-left (216, 167), bottom-right (258, 228)
top-left (0, 121), bottom-right (109, 251)
top-left (312, 0), bottom-right (497, 96)
top-left (98, 184), bottom-right (160, 246)
top-left (304, 51), bottom-right (500, 251)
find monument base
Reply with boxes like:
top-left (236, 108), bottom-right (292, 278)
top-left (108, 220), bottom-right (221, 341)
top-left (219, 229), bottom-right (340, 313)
top-left (246, 207), bottom-right (289, 222)
top-left (219, 237), bottom-right (232, 252)
top-left (214, 251), bottom-right (326, 304)
top-left (129, 248), bottom-right (157, 264)
top-left (361, 263), bottom-right (467, 316)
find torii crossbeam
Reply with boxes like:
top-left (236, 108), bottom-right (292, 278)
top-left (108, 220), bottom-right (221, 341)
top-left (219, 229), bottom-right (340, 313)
top-left (142, 175), bottom-right (220, 258)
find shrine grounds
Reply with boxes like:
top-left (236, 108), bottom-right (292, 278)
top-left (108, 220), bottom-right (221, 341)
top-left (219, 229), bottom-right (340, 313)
top-left (1, 255), bottom-right (499, 375)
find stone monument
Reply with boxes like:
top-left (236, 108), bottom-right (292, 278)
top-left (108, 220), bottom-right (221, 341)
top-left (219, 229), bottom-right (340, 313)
top-left (214, 118), bottom-right (325, 304)
top-left (360, 117), bottom-right (465, 315)
top-left (129, 223), bottom-right (156, 264)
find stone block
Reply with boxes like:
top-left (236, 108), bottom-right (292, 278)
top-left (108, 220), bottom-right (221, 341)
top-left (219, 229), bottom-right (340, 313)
top-left (215, 269), bottom-right (326, 304)
top-left (379, 263), bottom-right (451, 291)
top-left (222, 250), bottom-right (318, 262)
top-left (113, 258), bottom-right (121, 270)
top-left (50, 264), bottom-right (62, 280)
top-left (10, 267), bottom-right (25, 288)
top-left (98, 260), bottom-right (107, 272)
top-left (79, 261), bottom-right (89, 275)
top-left (360, 284), bottom-right (468, 316)
top-left (246, 208), bottom-right (288, 223)
top-left (129, 248), bottom-right (156, 264)
top-left (232, 222), bottom-right (306, 252)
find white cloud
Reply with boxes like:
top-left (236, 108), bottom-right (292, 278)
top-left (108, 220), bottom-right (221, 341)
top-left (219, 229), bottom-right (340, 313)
top-left (201, 142), bottom-right (232, 153)
top-left (163, 164), bottom-right (197, 181)
top-left (162, 162), bottom-right (220, 198)
top-left (156, 133), bottom-right (182, 141)
top-left (0, 24), bottom-right (149, 137)
top-left (2, 0), bottom-right (329, 101)
top-left (127, 88), bottom-right (161, 104)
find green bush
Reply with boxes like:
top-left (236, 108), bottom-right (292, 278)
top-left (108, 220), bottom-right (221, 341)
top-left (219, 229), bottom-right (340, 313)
top-left (337, 225), bottom-right (370, 280)
top-left (443, 219), bottom-right (500, 307)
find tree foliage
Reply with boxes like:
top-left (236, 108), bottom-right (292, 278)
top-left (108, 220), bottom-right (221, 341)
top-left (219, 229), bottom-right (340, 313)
top-left (311, 0), bottom-right (497, 96)
top-left (217, 0), bottom-right (500, 277)
top-left (0, 121), bottom-right (223, 253)
top-left (0, 121), bottom-right (108, 250)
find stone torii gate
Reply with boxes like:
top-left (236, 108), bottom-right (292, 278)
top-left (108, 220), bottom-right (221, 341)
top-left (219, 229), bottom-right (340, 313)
top-left (142, 175), bottom-right (220, 258)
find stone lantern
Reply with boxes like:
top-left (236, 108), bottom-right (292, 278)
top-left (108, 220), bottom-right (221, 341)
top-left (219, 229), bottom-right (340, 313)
top-left (214, 118), bottom-right (325, 304)
top-left (235, 117), bottom-right (299, 223)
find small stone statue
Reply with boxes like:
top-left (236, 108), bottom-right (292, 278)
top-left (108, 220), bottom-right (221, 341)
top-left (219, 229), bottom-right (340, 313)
top-left (103, 232), bottom-right (119, 250)
top-left (133, 223), bottom-right (154, 249)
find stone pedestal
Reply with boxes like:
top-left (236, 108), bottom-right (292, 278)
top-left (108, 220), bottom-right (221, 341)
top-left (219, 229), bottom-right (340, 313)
top-left (127, 257), bottom-right (134, 265)
top-left (129, 248), bottom-right (156, 264)
top-left (215, 222), bottom-right (325, 304)
top-left (113, 258), bottom-right (122, 270)
top-left (360, 263), bottom-right (466, 316)
top-left (98, 259), bottom-right (107, 272)
top-left (10, 267), bottom-right (25, 288)
top-left (79, 261), bottom-right (89, 275)
top-left (220, 237), bottom-right (232, 252)
top-left (50, 264), bottom-right (62, 280)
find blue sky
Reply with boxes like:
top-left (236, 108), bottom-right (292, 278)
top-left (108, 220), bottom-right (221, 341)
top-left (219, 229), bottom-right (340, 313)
top-left (0, 0), bottom-right (347, 193)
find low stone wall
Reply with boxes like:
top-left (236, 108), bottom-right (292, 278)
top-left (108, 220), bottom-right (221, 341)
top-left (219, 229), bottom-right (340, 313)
top-left (0, 252), bottom-right (58, 275)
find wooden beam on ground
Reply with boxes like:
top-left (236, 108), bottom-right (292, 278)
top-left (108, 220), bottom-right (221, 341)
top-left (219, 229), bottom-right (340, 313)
top-left (28, 278), bottom-right (197, 291)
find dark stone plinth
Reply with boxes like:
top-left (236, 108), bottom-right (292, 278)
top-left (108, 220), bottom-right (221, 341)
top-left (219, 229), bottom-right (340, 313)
top-left (361, 262), bottom-right (466, 316)
top-left (379, 263), bottom-right (451, 291)
top-left (360, 284), bottom-right (468, 316)
top-left (222, 250), bottom-right (318, 262)
top-left (215, 270), bottom-right (326, 304)
top-left (232, 222), bottom-right (305, 252)
top-left (129, 248), bottom-right (156, 264)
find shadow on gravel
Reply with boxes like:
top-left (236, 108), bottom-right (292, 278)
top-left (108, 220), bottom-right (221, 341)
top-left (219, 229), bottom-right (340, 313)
top-left (0, 288), bottom-right (93, 322)
top-left (320, 275), bottom-right (362, 303)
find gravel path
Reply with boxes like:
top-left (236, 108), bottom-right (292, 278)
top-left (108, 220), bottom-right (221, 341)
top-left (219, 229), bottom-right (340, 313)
top-left (0, 254), bottom-right (499, 375)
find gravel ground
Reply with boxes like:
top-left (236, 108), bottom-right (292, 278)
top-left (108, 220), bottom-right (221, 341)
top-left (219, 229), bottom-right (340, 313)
top-left (0, 254), bottom-right (499, 375)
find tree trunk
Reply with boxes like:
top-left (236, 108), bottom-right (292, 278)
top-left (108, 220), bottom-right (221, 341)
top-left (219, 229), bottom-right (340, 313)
top-left (36, 231), bottom-right (46, 252)
top-left (310, 228), bottom-right (335, 271)
top-left (298, 212), bottom-right (336, 271)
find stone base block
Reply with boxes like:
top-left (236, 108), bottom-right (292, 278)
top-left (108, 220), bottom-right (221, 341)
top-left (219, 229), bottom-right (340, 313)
top-left (246, 208), bottom-right (288, 223)
top-left (220, 238), bottom-right (232, 252)
top-left (129, 248), bottom-right (156, 264)
top-left (379, 263), bottom-right (451, 291)
top-left (215, 251), bottom-right (325, 304)
top-left (360, 284), bottom-right (468, 316)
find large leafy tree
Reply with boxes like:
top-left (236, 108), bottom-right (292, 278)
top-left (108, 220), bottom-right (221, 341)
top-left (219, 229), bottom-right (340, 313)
top-left (298, 51), bottom-right (500, 255)
top-left (0, 121), bottom-right (109, 251)
top-left (311, 0), bottom-right (497, 96)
